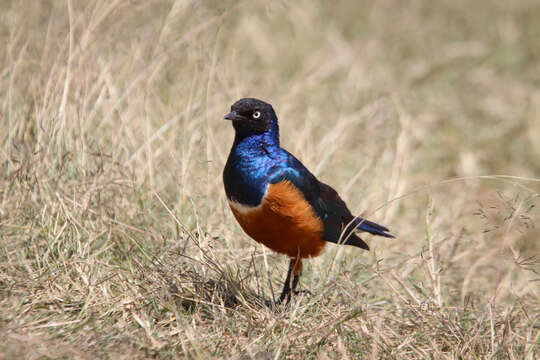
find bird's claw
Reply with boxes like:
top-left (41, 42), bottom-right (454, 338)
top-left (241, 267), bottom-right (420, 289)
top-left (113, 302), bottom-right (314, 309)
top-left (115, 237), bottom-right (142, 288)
top-left (293, 289), bottom-right (312, 296)
top-left (276, 288), bottom-right (312, 305)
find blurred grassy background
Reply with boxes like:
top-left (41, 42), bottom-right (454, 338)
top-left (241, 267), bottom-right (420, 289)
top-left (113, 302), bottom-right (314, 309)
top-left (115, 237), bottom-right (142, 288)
top-left (1, 0), bottom-right (539, 358)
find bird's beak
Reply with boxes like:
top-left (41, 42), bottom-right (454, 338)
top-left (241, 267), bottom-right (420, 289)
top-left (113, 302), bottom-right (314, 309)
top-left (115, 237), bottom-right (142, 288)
top-left (224, 111), bottom-right (239, 121)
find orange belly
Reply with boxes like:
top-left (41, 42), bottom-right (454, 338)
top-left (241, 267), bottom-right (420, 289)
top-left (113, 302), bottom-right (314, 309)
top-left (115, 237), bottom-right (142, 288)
top-left (229, 180), bottom-right (325, 258)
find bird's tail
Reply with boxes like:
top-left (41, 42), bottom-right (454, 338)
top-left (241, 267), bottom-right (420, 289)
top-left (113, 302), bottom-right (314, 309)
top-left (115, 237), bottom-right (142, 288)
top-left (354, 217), bottom-right (395, 238)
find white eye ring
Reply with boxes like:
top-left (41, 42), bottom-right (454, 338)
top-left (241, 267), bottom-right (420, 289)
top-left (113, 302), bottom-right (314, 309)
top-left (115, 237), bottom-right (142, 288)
top-left (252, 111), bottom-right (261, 119)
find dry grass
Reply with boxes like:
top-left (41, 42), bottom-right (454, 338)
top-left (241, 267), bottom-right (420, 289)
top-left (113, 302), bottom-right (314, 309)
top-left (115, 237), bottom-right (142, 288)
top-left (1, 0), bottom-right (539, 358)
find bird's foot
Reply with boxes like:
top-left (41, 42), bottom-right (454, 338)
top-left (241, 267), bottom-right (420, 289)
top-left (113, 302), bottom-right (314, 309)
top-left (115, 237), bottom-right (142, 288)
top-left (276, 289), bottom-right (312, 306)
top-left (293, 289), bottom-right (312, 297)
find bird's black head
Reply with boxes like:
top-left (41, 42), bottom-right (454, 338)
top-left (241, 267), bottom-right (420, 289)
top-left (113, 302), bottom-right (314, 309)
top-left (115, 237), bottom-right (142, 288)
top-left (224, 98), bottom-right (277, 135)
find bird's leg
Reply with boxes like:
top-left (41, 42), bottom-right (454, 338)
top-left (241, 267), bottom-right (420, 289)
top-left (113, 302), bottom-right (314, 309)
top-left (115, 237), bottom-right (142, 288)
top-left (278, 258), bottom-right (303, 304)
top-left (291, 272), bottom-right (299, 294)
top-left (278, 259), bottom-right (294, 303)
top-left (290, 259), bottom-right (312, 297)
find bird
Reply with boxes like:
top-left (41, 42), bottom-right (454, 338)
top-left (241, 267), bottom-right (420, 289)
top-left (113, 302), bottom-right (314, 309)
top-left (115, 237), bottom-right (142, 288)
top-left (222, 98), bottom-right (394, 303)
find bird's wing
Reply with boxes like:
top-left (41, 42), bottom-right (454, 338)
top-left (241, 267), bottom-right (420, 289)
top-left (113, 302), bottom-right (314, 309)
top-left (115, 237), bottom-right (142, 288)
top-left (266, 152), bottom-right (368, 249)
top-left (267, 150), bottom-right (393, 248)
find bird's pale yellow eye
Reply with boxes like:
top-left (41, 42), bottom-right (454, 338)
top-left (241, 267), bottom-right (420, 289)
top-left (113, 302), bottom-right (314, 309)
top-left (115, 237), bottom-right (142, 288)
top-left (252, 111), bottom-right (261, 119)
